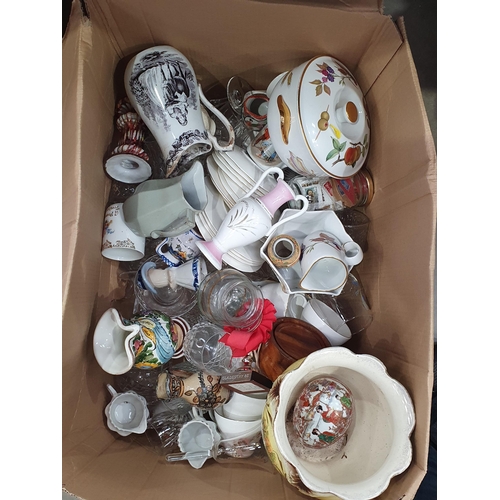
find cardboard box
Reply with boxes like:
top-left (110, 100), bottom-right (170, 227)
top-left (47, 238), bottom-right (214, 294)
top-left (62, 0), bottom-right (436, 498)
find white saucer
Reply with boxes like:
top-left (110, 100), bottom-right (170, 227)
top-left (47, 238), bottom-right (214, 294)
top-left (213, 152), bottom-right (270, 198)
top-left (215, 147), bottom-right (277, 192)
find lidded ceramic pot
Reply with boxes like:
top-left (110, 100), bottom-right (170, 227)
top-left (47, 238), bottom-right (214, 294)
top-left (266, 55), bottom-right (370, 179)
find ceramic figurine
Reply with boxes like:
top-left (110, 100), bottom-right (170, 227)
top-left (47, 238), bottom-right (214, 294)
top-left (156, 370), bottom-right (231, 410)
top-left (104, 97), bottom-right (152, 183)
top-left (93, 308), bottom-right (180, 375)
top-left (124, 45), bottom-right (235, 177)
top-left (195, 166), bottom-right (309, 270)
top-left (265, 55), bottom-right (370, 178)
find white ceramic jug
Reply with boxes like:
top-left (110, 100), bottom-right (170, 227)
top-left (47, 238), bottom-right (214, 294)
top-left (125, 45), bottom-right (235, 177)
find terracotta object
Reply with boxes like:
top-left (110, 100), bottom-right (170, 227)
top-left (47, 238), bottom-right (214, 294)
top-left (257, 318), bottom-right (330, 381)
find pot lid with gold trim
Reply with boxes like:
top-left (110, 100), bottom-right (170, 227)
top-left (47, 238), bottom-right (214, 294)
top-left (297, 56), bottom-right (370, 178)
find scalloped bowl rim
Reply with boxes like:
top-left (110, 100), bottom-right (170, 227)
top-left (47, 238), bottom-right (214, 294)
top-left (273, 347), bottom-right (415, 500)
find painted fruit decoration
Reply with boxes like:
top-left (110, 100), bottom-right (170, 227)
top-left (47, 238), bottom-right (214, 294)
top-left (292, 376), bottom-right (354, 449)
top-left (277, 95), bottom-right (291, 144)
top-left (344, 146), bottom-right (362, 166)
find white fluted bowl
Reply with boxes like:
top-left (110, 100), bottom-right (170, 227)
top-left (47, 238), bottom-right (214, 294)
top-left (262, 347), bottom-right (415, 500)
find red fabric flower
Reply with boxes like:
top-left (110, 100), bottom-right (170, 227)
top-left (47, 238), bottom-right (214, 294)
top-left (219, 299), bottom-right (277, 358)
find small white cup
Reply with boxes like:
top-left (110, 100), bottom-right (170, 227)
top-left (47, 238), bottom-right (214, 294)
top-left (178, 408), bottom-right (221, 469)
top-left (104, 385), bottom-right (149, 436)
top-left (285, 294), bottom-right (308, 319)
top-left (260, 282), bottom-right (308, 319)
top-left (101, 203), bottom-right (145, 261)
top-left (301, 298), bottom-right (352, 346)
top-left (221, 392), bottom-right (267, 422)
top-left (211, 406), bottom-right (261, 436)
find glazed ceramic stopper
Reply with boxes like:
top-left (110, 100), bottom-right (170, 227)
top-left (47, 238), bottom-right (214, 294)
top-left (292, 376), bottom-right (354, 449)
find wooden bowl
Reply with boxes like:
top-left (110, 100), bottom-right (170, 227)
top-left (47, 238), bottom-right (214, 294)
top-left (258, 318), bottom-right (330, 381)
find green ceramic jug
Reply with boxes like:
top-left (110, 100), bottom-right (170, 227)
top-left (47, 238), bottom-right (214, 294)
top-left (122, 160), bottom-right (207, 238)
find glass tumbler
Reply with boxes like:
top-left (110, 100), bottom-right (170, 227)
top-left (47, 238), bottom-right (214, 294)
top-left (312, 272), bottom-right (373, 335)
top-left (197, 269), bottom-right (264, 332)
top-left (335, 208), bottom-right (371, 252)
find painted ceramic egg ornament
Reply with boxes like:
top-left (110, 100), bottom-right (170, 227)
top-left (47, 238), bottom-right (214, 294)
top-left (292, 376), bottom-right (354, 450)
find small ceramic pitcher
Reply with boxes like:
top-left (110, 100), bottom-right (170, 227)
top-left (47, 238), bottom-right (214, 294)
top-left (155, 228), bottom-right (203, 267)
top-left (147, 256), bottom-right (208, 291)
top-left (299, 230), bottom-right (363, 292)
top-left (93, 308), bottom-right (179, 375)
top-left (196, 167), bottom-right (309, 270)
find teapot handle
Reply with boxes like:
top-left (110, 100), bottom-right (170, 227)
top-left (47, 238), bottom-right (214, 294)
top-left (265, 195), bottom-right (309, 237)
top-left (198, 84), bottom-right (236, 151)
top-left (241, 166), bottom-right (284, 200)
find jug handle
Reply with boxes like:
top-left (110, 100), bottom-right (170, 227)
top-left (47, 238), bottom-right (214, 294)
top-left (241, 166), bottom-right (284, 200)
top-left (264, 195), bottom-right (309, 237)
top-left (106, 384), bottom-right (118, 398)
top-left (198, 84), bottom-right (236, 151)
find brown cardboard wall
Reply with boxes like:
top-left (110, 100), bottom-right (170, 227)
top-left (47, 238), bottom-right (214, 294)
top-left (62, 0), bottom-right (436, 498)
top-left (87, 0), bottom-right (398, 92)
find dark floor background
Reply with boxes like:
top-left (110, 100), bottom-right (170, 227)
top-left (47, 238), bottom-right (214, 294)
top-left (62, 1), bottom-right (436, 498)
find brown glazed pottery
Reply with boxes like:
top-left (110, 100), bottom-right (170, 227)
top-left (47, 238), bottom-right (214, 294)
top-left (258, 317), bottom-right (330, 381)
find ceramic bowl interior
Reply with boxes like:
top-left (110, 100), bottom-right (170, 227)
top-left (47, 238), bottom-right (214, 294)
top-left (266, 347), bottom-right (415, 500)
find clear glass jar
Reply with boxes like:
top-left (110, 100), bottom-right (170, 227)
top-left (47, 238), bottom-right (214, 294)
top-left (197, 269), bottom-right (264, 332)
top-left (287, 168), bottom-right (374, 211)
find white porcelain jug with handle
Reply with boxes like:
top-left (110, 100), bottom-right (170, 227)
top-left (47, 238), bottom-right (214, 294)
top-left (196, 167), bottom-right (309, 270)
top-left (125, 45), bottom-right (235, 177)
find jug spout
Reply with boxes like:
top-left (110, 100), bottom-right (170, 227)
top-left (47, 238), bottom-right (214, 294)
top-left (181, 160), bottom-right (208, 211)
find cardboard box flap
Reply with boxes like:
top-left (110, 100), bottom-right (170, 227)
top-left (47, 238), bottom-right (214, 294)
top-left (62, 0), bottom-right (120, 441)
top-left (86, 0), bottom-right (397, 93)
top-left (237, 0), bottom-right (383, 13)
